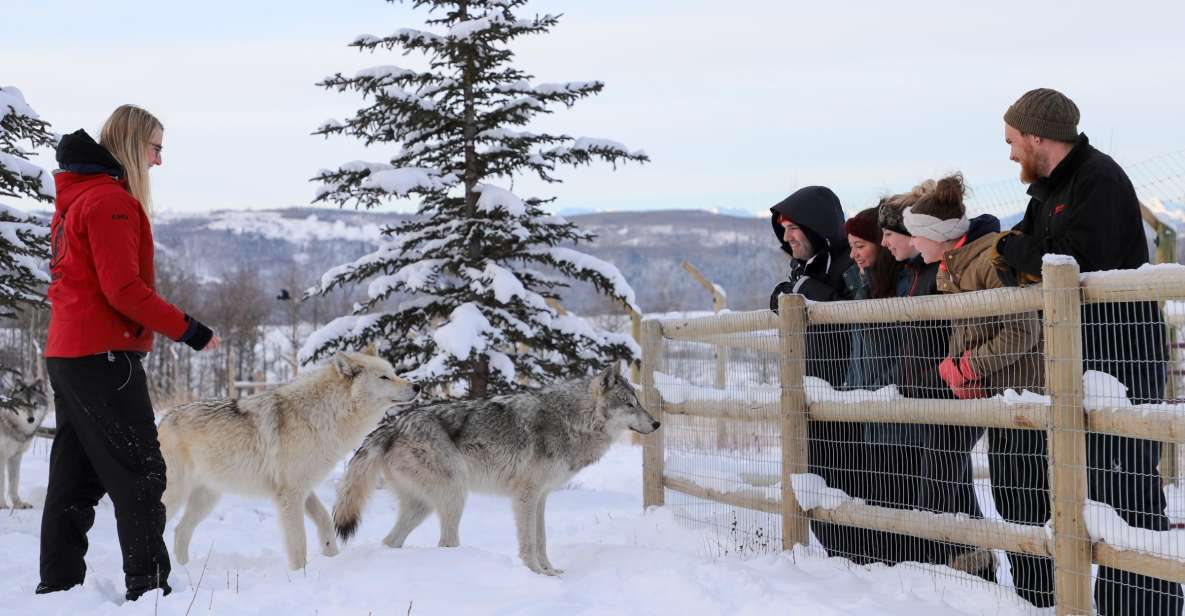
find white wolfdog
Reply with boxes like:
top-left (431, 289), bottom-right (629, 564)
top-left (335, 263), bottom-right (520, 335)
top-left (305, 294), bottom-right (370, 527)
top-left (159, 352), bottom-right (418, 570)
top-left (0, 390), bottom-right (48, 509)
top-left (332, 367), bottom-right (659, 575)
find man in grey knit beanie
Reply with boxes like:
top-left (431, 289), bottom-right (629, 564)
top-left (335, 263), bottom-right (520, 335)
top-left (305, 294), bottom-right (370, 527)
top-left (1002, 88), bottom-right (1080, 184)
top-left (993, 88), bottom-right (1184, 615)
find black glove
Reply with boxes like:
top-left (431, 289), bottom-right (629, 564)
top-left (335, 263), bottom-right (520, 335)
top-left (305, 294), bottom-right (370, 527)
top-left (769, 280), bottom-right (796, 312)
top-left (178, 314), bottom-right (215, 351)
top-left (991, 233), bottom-right (1043, 287)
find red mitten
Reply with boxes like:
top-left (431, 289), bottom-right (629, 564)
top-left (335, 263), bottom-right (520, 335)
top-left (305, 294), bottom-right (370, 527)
top-left (939, 356), bottom-right (966, 391)
top-left (958, 349), bottom-right (980, 382)
top-left (951, 381), bottom-right (988, 400)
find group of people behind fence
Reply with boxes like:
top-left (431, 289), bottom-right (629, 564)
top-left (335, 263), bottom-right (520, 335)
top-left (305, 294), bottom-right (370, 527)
top-left (768, 87), bottom-right (1183, 615)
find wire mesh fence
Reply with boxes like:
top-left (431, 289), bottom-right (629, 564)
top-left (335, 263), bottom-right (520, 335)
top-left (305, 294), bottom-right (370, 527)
top-left (640, 260), bottom-right (1185, 615)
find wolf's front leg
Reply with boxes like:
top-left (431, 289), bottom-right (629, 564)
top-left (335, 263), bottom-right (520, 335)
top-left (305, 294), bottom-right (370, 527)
top-left (276, 491), bottom-right (308, 570)
top-left (534, 491), bottom-right (562, 575)
top-left (434, 486), bottom-right (466, 548)
top-left (4, 453), bottom-right (30, 509)
top-left (304, 493), bottom-right (338, 557)
top-left (0, 455), bottom-right (8, 509)
top-left (512, 487), bottom-right (547, 574)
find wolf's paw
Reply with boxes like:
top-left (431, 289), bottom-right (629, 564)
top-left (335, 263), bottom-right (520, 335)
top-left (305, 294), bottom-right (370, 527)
top-left (10, 499), bottom-right (33, 510)
top-left (321, 540), bottom-right (339, 557)
top-left (523, 557), bottom-right (557, 576)
top-left (382, 536), bottom-right (405, 549)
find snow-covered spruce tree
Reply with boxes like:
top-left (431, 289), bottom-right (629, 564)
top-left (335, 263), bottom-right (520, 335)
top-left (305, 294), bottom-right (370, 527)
top-left (0, 86), bottom-right (54, 412)
top-left (304, 1), bottom-right (647, 397)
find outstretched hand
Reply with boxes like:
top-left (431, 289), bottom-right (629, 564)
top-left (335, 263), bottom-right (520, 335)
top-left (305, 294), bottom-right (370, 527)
top-left (204, 335), bottom-right (221, 352)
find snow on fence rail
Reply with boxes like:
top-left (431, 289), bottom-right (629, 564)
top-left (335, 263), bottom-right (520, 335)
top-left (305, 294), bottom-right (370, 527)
top-left (640, 260), bottom-right (1185, 615)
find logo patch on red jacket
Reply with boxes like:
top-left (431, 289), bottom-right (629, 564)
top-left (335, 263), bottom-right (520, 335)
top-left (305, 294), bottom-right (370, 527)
top-left (1054, 204), bottom-right (1067, 215)
top-left (50, 221), bottom-right (67, 269)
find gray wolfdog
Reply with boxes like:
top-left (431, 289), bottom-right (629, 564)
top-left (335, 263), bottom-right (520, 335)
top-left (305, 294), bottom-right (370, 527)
top-left (332, 367), bottom-right (659, 575)
top-left (0, 385), bottom-right (48, 509)
top-left (159, 352), bottom-right (419, 570)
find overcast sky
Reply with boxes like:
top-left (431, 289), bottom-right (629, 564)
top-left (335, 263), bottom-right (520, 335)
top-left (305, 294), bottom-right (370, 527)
top-left (5, 0), bottom-right (1185, 217)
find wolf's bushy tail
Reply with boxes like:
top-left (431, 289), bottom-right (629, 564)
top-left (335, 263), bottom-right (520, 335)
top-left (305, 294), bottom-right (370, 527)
top-left (333, 441), bottom-right (385, 542)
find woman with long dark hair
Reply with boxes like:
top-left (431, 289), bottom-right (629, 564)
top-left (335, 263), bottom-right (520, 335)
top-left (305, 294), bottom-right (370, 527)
top-left (39, 105), bottom-right (219, 600)
top-left (840, 207), bottom-right (927, 566)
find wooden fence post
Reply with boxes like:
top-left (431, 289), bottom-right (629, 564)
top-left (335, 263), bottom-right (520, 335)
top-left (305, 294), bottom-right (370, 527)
top-left (629, 307), bottom-right (643, 384)
top-left (1043, 260), bottom-right (1091, 615)
top-left (253, 370), bottom-right (266, 395)
top-left (778, 293), bottom-right (809, 549)
top-left (227, 347), bottom-right (237, 400)
top-left (680, 260), bottom-right (729, 389)
top-left (641, 319), bottom-right (666, 509)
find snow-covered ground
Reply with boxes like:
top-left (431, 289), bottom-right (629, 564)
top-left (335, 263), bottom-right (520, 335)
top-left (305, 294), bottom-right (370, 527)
top-left (1, 439), bottom-right (1051, 615)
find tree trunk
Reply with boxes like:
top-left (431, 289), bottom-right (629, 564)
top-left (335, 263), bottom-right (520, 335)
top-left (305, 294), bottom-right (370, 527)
top-left (459, 0), bottom-right (489, 399)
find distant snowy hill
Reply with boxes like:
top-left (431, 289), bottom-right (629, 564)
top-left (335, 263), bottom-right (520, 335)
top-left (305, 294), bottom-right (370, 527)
top-left (150, 207), bottom-right (785, 315)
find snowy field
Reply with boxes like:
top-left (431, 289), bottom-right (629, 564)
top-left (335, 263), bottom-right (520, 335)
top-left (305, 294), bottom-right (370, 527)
top-left (0, 438), bottom-right (1052, 616)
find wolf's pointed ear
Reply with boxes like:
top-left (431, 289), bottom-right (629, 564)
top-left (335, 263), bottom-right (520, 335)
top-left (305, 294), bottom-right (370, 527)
top-left (589, 365), bottom-right (612, 395)
top-left (599, 365), bottom-right (617, 388)
top-left (333, 352), bottom-right (363, 380)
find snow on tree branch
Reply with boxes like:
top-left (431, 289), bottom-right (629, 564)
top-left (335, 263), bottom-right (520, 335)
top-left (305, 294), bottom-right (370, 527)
top-left (541, 247), bottom-right (640, 314)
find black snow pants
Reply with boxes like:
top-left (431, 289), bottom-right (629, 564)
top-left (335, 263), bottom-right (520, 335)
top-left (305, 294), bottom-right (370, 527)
top-left (988, 305), bottom-right (1184, 614)
top-left (862, 437), bottom-right (940, 566)
top-left (40, 352), bottom-right (170, 594)
top-left (1085, 304), bottom-right (1183, 615)
top-left (807, 420), bottom-right (874, 563)
top-left (920, 424), bottom-right (995, 581)
top-left (989, 429), bottom-right (1183, 613)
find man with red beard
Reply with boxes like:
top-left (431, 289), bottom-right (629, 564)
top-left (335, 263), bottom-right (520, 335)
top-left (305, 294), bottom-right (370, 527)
top-left (994, 88), bottom-right (1182, 615)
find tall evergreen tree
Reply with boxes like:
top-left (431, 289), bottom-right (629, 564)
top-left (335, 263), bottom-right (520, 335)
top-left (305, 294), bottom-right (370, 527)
top-left (304, 0), bottom-right (647, 397)
top-left (0, 85), bottom-right (54, 411)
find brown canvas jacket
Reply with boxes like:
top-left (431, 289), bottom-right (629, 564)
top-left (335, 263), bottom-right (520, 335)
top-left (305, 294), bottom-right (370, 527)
top-left (936, 232), bottom-right (1044, 394)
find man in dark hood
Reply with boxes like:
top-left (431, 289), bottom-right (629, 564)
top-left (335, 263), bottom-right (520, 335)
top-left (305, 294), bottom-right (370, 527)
top-left (767, 185), bottom-right (858, 562)
top-left (769, 186), bottom-right (853, 304)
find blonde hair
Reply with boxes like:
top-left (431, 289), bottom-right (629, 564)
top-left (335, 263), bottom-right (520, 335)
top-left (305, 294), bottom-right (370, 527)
top-left (884, 179), bottom-right (936, 210)
top-left (99, 105), bottom-right (163, 213)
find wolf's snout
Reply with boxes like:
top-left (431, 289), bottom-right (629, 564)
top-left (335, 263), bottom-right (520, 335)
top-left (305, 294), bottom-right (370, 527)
top-left (412, 384), bottom-right (421, 393)
top-left (651, 421), bottom-right (661, 430)
top-left (27, 416), bottom-right (36, 424)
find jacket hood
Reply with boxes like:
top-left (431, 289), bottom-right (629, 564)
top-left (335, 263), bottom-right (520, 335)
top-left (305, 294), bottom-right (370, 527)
top-left (965, 214), bottom-right (1000, 242)
top-left (56, 129), bottom-right (124, 178)
top-left (769, 186), bottom-right (846, 257)
top-left (52, 130), bottom-right (129, 217)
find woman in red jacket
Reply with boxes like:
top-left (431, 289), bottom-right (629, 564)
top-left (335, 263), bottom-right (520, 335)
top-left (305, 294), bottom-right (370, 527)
top-left (38, 105), bottom-right (219, 601)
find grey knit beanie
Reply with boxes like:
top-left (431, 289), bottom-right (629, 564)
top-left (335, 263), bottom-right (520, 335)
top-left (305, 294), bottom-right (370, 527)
top-left (1004, 88), bottom-right (1080, 142)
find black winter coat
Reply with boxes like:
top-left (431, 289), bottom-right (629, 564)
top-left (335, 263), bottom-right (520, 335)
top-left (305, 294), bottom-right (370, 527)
top-left (768, 186), bottom-right (853, 385)
top-left (1001, 134), bottom-right (1146, 276)
top-left (897, 255), bottom-right (950, 400)
top-left (1000, 134), bottom-right (1165, 403)
top-left (768, 186), bottom-right (853, 303)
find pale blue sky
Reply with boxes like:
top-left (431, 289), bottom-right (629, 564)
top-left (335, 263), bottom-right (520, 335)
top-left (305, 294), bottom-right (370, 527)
top-left (5, 0), bottom-right (1185, 217)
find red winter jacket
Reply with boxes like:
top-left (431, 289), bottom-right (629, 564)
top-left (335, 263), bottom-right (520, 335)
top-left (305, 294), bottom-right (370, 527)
top-left (46, 171), bottom-right (189, 357)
